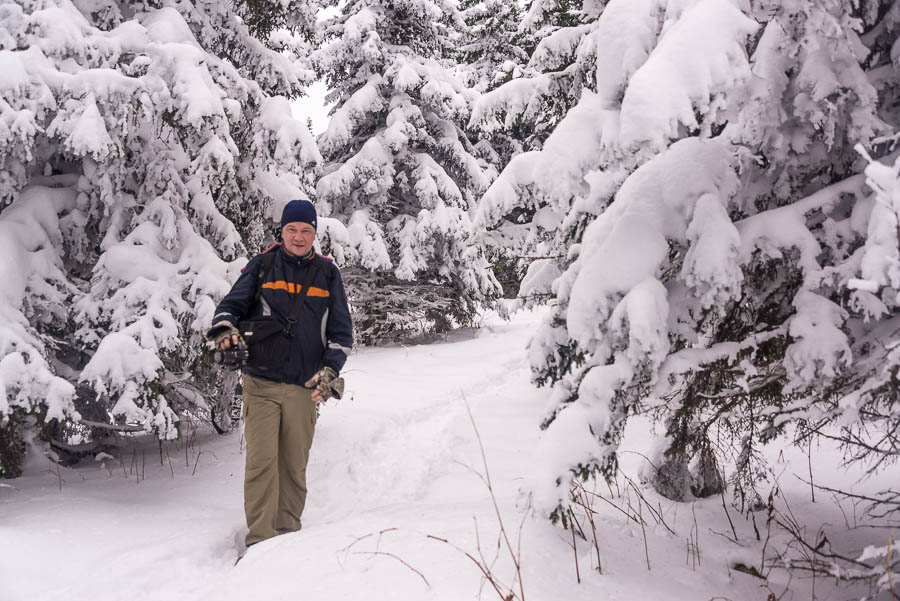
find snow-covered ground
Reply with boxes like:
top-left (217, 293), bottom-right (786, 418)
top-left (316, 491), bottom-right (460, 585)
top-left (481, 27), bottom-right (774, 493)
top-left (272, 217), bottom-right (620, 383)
top-left (1, 309), bottom-right (895, 601)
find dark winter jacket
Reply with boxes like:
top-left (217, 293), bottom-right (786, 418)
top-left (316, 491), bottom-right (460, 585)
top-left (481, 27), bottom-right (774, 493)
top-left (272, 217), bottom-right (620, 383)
top-left (212, 244), bottom-right (353, 386)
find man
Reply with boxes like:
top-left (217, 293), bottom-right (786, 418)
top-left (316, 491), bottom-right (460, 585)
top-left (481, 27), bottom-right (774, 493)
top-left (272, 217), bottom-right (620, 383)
top-left (205, 199), bottom-right (353, 549)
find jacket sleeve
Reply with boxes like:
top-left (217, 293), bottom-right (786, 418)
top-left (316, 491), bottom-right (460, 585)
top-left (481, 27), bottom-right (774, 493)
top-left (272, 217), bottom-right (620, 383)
top-left (322, 265), bottom-right (353, 373)
top-left (211, 256), bottom-right (263, 327)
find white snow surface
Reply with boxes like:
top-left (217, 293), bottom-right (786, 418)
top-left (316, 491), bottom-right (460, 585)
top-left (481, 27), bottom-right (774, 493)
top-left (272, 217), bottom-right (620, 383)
top-left (2, 310), bottom-right (893, 601)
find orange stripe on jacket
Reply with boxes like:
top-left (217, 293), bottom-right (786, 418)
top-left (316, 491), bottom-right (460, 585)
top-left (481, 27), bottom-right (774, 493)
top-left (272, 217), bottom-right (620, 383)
top-left (262, 281), bottom-right (330, 297)
top-left (262, 281), bottom-right (295, 293)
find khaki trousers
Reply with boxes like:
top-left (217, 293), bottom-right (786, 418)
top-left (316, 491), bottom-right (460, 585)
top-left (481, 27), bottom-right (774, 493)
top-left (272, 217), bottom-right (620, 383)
top-left (242, 374), bottom-right (317, 547)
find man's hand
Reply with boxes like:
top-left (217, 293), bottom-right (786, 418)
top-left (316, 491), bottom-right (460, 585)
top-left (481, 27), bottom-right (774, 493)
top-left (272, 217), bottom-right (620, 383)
top-left (205, 322), bottom-right (243, 350)
top-left (304, 366), bottom-right (344, 403)
top-left (205, 322), bottom-right (248, 370)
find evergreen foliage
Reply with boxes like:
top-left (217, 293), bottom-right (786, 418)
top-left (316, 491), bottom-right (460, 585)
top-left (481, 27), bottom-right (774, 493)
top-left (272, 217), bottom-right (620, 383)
top-left (474, 0), bottom-right (900, 516)
top-left (470, 0), bottom-right (594, 155)
top-left (313, 0), bottom-right (500, 344)
top-left (467, 0), bottom-right (603, 299)
top-left (459, 0), bottom-right (528, 94)
top-left (0, 0), bottom-right (320, 475)
top-left (235, 0), bottom-right (320, 45)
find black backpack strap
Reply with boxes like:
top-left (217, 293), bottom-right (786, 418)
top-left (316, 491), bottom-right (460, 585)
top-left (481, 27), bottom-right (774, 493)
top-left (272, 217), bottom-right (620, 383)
top-left (252, 248), bottom-right (279, 305)
top-left (284, 257), bottom-right (323, 336)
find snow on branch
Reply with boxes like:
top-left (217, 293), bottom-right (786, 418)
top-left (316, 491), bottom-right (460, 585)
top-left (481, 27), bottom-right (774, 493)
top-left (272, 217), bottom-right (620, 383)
top-left (619, 0), bottom-right (758, 151)
top-left (578, 0), bottom-right (661, 102)
top-left (735, 174), bottom-right (867, 277)
top-left (564, 138), bottom-right (738, 349)
top-left (0, 0), bottom-right (321, 455)
top-left (857, 147), bottom-right (900, 291)
top-left (0, 186), bottom-right (78, 422)
top-left (528, 23), bottom-right (593, 73)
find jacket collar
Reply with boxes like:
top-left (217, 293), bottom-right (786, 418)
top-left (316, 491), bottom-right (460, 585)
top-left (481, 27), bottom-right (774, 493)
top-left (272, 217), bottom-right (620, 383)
top-left (280, 244), bottom-right (316, 265)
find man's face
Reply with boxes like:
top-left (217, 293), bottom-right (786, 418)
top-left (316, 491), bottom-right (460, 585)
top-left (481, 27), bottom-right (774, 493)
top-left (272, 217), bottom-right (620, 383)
top-left (282, 222), bottom-right (316, 256)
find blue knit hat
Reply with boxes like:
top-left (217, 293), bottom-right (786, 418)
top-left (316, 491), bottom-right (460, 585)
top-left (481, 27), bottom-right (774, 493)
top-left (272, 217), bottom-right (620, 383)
top-left (280, 199), bottom-right (317, 229)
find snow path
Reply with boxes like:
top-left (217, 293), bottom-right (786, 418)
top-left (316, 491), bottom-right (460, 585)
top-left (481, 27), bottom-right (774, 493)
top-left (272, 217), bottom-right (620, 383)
top-left (2, 311), bottom-right (550, 601)
top-left (2, 310), bottom-right (892, 601)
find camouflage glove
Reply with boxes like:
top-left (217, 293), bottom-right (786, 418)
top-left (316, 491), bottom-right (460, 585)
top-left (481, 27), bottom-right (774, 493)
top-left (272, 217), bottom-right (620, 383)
top-left (205, 321), bottom-right (243, 349)
top-left (205, 322), bottom-right (247, 370)
top-left (304, 366), bottom-right (344, 401)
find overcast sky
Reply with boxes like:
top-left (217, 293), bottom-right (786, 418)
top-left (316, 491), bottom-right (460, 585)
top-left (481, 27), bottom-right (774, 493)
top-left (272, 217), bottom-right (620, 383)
top-left (291, 81), bottom-right (331, 135)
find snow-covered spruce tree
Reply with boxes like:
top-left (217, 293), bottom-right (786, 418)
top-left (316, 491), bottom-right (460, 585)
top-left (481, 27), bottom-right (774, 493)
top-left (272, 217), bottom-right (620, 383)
top-left (459, 0), bottom-right (529, 173)
top-left (313, 0), bottom-right (499, 343)
top-left (459, 0), bottom-right (528, 95)
top-left (479, 0), bottom-right (900, 517)
top-left (236, 0), bottom-right (320, 47)
top-left (470, 0), bottom-right (594, 157)
top-left (468, 0), bottom-right (615, 300)
top-left (456, 0), bottom-right (532, 297)
top-left (519, 0), bottom-right (589, 57)
top-left (463, 0), bottom-right (587, 172)
top-left (0, 0), bottom-right (320, 475)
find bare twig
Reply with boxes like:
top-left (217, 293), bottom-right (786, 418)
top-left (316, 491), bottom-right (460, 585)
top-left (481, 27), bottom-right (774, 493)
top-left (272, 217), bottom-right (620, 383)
top-left (585, 487), bottom-right (644, 525)
top-left (572, 482), bottom-right (602, 573)
top-left (424, 396), bottom-right (527, 601)
top-left (639, 500), bottom-right (651, 571)
top-left (796, 476), bottom-right (900, 521)
top-left (718, 469), bottom-right (738, 543)
top-left (759, 487), bottom-right (776, 577)
top-left (569, 508), bottom-right (581, 583)
top-left (831, 491), bottom-right (851, 530)
top-left (709, 528), bottom-right (743, 545)
top-left (888, 532), bottom-right (896, 601)
top-left (334, 528), bottom-right (429, 587)
top-left (428, 535), bottom-right (512, 601)
top-left (773, 509), bottom-right (872, 570)
top-left (352, 551), bottom-right (430, 588)
top-left (117, 436), bottom-right (127, 479)
top-left (808, 437), bottom-right (815, 503)
top-left (338, 529), bottom-right (397, 559)
top-left (517, 495), bottom-right (531, 575)
top-left (473, 515), bottom-right (503, 586)
top-left (165, 443), bottom-right (174, 477)
top-left (619, 470), bottom-right (677, 536)
top-left (463, 398), bottom-right (525, 601)
top-left (691, 502), bottom-right (701, 568)
top-left (581, 472), bottom-right (675, 537)
top-left (48, 453), bottom-right (63, 493)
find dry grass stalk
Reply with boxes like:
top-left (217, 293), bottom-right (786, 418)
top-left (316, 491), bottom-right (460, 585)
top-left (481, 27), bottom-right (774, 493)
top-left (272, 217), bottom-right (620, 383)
top-left (427, 397), bottom-right (527, 601)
